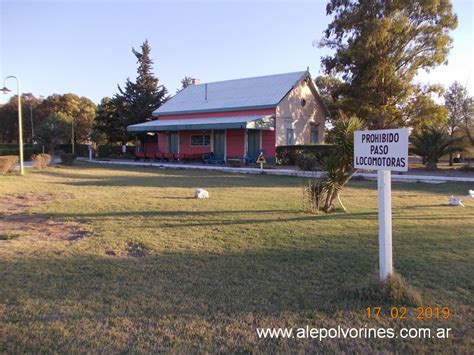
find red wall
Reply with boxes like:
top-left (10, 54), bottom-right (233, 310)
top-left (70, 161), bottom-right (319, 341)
top-left (157, 133), bottom-right (167, 152)
top-left (143, 136), bottom-right (159, 152)
top-left (179, 131), bottom-right (212, 154)
top-left (262, 130), bottom-right (276, 158)
top-left (226, 129), bottom-right (245, 158)
top-left (158, 108), bottom-right (275, 120)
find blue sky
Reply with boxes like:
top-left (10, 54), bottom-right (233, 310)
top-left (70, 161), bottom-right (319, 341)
top-left (1, 0), bottom-right (473, 105)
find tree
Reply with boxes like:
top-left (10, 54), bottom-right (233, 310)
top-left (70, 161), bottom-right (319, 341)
top-left (319, 0), bottom-right (457, 129)
top-left (304, 113), bottom-right (365, 213)
top-left (322, 114), bottom-right (365, 212)
top-left (176, 76), bottom-right (194, 94)
top-left (444, 82), bottom-right (473, 154)
top-left (35, 94), bottom-right (96, 144)
top-left (314, 75), bottom-right (345, 123)
top-left (0, 93), bottom-right (42, 144)
top-left (113, 39), bottom-right (168, 143)
top-left (93, 97), bottom-right (125, 144)
top-left (409, 125), bottom-right (465, 170)
top-left (35, 112), bottom-right (73, 154)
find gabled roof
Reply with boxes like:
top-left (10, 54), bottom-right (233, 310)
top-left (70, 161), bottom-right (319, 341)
top-left (153, 71), bottom-right (308, 116)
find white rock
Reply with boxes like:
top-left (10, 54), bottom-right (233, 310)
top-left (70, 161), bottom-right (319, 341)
top-left (448, 195), bottom-right (464, 207)
top-left (469, 190), bottom-right (474, 198)
top-left (195, 188), bottom-right (209, 199)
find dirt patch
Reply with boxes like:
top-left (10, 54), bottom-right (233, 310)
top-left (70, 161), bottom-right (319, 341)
top-left (0, 193), bottom-right (92, 242)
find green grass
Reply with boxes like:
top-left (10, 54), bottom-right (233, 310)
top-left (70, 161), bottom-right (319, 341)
top-left (1, 162), bottom-right (473, 352)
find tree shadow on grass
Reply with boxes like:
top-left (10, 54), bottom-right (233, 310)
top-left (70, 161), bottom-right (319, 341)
top-left (0, 248), bottom-right (377, 319)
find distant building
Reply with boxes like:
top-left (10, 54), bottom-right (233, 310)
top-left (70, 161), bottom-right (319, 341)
top-left (127, 70), bottom-right (329, 163)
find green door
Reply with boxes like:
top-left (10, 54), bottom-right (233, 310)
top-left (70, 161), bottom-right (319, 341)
top-left (168, 132), bottom-right (179, 154)
top-left (247, 130), bottom-right (260, 161)
top-left (213, 130), bottom-right (225, 160)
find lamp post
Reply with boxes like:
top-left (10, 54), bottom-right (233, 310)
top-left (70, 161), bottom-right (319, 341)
top-left (1, 76), bottom-right (24, 175)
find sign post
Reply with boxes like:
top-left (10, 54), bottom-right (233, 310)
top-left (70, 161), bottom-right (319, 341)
top-left (354, 128), bottom-right (408, 282)
top-left (256, 152), bottom-right (266, 173)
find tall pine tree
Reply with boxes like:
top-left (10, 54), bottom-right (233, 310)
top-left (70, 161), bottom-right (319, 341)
top-left (113, 40), bottom-right (168, 143)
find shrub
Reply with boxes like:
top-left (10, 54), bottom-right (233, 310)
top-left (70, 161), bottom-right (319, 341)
top-left (295, 154), bottom-right (322, 171)
top-left (0, 147), bottom-right (38, 161)
top-left (276, 144), bottom-right (336, 166)
top-left (227, 158), bottom-right (245, 167)
top-left (459, 164), bottom-right (474, 173)
top-left (57, 144), bottom-right (91, 157)
top-left (409, 126), bottom-right (466, 170)
top-left (302, 179), bottom-right (326, 213)
top-left (32, 154), bottom-right (52, 169)
top-left (59, 152), bottom-right (76, 165)
top-left (0, 156), bottom-right (18, 174)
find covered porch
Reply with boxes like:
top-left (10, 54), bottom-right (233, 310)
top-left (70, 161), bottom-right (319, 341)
top-left (127, 115), bottom-right (276, 164)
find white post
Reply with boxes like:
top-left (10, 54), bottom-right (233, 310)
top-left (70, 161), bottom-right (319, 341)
top-left (260, 162), bottom-right (263, 172)
top-left (89, 145), bottom-right (93, 161)
top-left (377, 170), bottom-right (393, 281)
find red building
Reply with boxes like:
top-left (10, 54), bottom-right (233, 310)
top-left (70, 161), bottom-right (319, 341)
top-left (127, 71), bottom-right (329, 163)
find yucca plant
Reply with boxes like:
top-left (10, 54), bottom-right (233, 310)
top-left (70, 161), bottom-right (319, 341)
top-left (322, 116), bottom-right (365, 212)
top-left (410, 126), bottom-right (466, 170)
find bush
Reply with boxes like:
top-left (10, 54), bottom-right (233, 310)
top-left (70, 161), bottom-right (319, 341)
top-left (295, 154), bottom-right (322, 171)
top-left (59, 152), bottom-right (76, 165)
top-left (0, 147), bottom-right (38, 161)
top-left (276, 144), bottom-right (336, 166)
top-left (0, 155), bottom-right (18, 174)
top-left (302, 179), bottom-right (326, 213)
top-left (32, 154), bottom-right (52, 169)
top-left (459, 164), bottom-right (474, 173)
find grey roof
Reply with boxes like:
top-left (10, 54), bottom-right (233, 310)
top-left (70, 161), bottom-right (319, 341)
top-left (128, 115), bottom-right (275, 132)
top-left (153, 71), bottom-right (308, 116)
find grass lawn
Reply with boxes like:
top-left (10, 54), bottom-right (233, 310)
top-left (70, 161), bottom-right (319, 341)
top-left (1, 163), bottom-right (473, 352)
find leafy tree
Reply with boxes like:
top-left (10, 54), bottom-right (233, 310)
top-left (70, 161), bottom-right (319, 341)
top-left (314, 75), bottom-right (345, 123)
top-left (35, 94), bottom-right (96, 144)
top-left (35, 112), bottom-right (73, 154)
top-left (318, 0), bottom-right (457, 128)
top-left (444, 82), bottom-right (473, 153)
top-left (0, 93), bottom-right (42, 144)
top-left (409, 125), bottom-right (465, 170)
top-left (113, 39), bottom-right (168, 143)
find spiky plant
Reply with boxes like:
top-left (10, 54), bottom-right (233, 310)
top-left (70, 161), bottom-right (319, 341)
top-left (410, 126), bottom-right (466, 170)
top-left (322, 113), bottom-right (365, 212)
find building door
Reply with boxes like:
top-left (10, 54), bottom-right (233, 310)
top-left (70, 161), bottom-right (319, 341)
top-left (247, 130), bottom-right (260, 161)
top-left (168, 132), bottom-right (179, 153)
top-left (213, 130), bottom-right (225, 160)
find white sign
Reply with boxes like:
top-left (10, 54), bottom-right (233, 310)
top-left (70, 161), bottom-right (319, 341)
top-left (354, 128), bottom-right (409, 172)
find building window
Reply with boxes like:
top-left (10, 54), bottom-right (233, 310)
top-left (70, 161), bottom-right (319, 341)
top-left (286, 129), bottom-right (295, 145)
top-left (190, 134), bottom-right (211, 146)
top-left (310, 124), bottom-right (319, 144)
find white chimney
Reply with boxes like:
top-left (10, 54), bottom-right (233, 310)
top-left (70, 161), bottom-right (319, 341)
top-left (190, 78), bottom-right (201, 85)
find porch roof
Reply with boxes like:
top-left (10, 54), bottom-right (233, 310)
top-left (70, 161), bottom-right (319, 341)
top-left (127, 115), bottom-right (275, 132)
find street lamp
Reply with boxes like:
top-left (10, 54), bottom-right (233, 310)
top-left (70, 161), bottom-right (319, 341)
top-left (1, 76), bottom-right (24, 175)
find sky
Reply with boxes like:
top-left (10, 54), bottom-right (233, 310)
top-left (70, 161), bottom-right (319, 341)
top-left (1, 0), bottom-right (473, 105)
